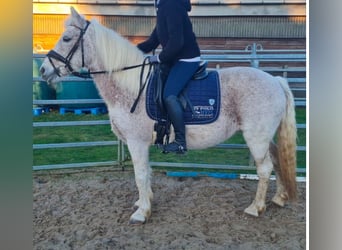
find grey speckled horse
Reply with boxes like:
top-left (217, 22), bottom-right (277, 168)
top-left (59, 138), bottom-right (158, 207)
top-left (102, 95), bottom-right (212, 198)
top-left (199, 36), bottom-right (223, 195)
top-left (40, 7), bottom-right (297, 225)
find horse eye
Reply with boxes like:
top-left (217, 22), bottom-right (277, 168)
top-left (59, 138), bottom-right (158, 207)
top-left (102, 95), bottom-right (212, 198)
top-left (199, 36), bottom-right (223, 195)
top-left (63, 36), bottom-right (72, 42)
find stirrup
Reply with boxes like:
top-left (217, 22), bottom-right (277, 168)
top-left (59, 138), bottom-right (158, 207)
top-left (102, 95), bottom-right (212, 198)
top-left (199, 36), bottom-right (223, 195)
top-left (162, 141), bottom-right (187, 154)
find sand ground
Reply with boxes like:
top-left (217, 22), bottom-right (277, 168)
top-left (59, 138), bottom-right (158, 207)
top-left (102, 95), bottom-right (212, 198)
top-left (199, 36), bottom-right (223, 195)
top-left (33, 168), bottom-right (306, 249)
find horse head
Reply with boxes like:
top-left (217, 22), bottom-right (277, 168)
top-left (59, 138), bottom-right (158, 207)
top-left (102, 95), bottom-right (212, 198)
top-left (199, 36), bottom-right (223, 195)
top-left (40, 7), bottom-right (94, 83)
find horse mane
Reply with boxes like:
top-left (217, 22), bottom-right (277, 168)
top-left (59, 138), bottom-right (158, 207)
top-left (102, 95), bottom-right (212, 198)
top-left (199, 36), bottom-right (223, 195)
top-left (90, 19), bottom-right (145, 94)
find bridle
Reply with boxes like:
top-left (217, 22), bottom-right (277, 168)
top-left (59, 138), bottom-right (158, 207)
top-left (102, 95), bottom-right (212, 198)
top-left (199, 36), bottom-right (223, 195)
top-left (47, 21), bottom-right (91, 78)
top-left (46, 20), bottom-right (147, 78)
top-left (46, 20), bottom-right (153, 113)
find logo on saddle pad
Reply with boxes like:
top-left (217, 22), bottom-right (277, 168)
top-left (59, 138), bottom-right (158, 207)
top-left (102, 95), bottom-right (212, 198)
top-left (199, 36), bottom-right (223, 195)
top-left (193, 99), bottom-right (216, 119)
top-left (146, 71), bottom-right (221, 125)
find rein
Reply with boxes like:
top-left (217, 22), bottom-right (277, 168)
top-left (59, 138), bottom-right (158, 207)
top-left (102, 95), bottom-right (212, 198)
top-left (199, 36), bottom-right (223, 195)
top-left (130, 57), bottom-right (153, 113)
top-left (46, 20), bottom-right (153, 114)
top-left (73, 59), bottom-right (153, 114)
top-left (70, 62), bottom-right (147, 78)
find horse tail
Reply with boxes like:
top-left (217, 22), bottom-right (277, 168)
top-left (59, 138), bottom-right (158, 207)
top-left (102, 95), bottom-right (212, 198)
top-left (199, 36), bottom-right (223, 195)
top-left (276, 76), bottom-right (298, 201)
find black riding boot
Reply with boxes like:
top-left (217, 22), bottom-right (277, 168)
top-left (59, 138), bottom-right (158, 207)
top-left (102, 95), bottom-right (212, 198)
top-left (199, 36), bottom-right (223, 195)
top-left (163, 95), bottom-right (187, 154)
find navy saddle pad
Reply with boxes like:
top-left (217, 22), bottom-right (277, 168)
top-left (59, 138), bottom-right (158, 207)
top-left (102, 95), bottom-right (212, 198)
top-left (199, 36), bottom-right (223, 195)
top-left (146, 70), bottom-right (220, 125)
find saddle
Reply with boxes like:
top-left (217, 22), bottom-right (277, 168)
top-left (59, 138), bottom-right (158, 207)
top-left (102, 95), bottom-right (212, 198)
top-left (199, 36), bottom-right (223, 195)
top-left (146, 61), bottom-right (221, 145)
top-left (152, 61), bottom-right (209, 115)
top-left (193, 60), bottom-right (209, 80)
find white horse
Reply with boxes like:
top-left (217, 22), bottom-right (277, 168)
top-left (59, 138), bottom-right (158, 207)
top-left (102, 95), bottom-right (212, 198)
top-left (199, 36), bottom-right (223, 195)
top-left (40, 7), bottom-right (297, 224)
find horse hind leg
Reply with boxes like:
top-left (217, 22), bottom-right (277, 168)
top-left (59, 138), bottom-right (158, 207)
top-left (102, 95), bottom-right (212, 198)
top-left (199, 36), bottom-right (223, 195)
top-left (243, 137), bottom-right (274, 217)
top-left (269, 141), bottom-right (288, 207)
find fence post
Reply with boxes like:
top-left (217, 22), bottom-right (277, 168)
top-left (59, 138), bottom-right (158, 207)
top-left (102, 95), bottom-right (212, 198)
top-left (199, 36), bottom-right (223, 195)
top-left (246, 43), bottom-right (262, 68)
top-left (117, 140), bottom-right (126, 169)
top-left (245, 43), bottom-right (263, 167)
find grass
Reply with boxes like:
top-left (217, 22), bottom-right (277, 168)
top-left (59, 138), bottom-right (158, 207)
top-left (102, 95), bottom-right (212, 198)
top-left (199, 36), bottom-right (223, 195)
top-left (33, 107), bottom-right (306, 175)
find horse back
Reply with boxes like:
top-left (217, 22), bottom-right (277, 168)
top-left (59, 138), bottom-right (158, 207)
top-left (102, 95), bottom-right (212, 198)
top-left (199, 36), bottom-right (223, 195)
top-left (217, 67), bottom-right (287, 125)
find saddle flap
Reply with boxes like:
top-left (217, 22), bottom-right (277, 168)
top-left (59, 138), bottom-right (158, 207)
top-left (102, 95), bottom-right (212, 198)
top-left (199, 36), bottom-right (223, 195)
top-left (151, 65), bottom-right (167, 115)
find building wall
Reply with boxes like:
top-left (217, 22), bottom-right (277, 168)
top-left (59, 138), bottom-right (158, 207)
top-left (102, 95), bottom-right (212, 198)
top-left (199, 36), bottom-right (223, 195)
top-left (32, 0), bottom-right (306, 52)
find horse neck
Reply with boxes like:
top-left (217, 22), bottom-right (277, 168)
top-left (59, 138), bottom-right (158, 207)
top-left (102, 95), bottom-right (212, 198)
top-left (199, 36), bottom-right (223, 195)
top-left (91, 67), bottom-right (144, 110)
top-left (88, 21), bottom-right (147, 111)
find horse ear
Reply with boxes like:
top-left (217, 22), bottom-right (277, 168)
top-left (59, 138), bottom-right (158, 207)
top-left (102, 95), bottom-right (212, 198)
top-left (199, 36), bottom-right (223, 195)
top-left (70, 7), bottom-right (86, 26)
top-left (70, 6), bottom-right (79, 18)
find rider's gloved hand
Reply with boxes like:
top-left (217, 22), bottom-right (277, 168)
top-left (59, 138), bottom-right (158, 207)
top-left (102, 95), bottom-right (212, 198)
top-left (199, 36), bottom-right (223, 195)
top-left (148, 55), bottom-right (160, 64)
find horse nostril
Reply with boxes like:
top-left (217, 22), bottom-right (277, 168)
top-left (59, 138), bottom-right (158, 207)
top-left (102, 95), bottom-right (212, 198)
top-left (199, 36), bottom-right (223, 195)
top-left (40, 66), bottom-right (45, 75)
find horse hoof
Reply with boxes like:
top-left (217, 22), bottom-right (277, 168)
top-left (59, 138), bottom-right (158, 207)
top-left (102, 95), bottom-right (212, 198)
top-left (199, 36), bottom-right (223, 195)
top-left (272, 196), bottom-right (285, 207)
top-left (244, 206), bottom-right (259, 217)
top-left (129, 213), bottom-right (146, 225)
top-left (129, 219), bottom-right (145, 226)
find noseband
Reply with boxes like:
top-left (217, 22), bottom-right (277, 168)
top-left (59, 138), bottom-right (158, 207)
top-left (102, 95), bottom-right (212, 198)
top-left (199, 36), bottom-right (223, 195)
top-left (46, 20), bottom-right (90, 78)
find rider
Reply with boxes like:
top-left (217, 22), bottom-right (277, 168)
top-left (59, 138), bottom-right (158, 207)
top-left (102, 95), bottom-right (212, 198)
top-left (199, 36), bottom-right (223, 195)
top-left (137, 0), bottom-right (201, 154)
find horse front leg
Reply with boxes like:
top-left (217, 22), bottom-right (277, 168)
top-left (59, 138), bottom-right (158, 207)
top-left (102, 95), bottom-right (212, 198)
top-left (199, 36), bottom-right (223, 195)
top-left (126, 139), bottom-right (153, 225)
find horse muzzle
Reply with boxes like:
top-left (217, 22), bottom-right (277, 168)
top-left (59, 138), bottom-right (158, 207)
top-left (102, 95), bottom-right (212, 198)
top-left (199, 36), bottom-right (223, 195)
top-left (39, 63), bottom-right (60, 84)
